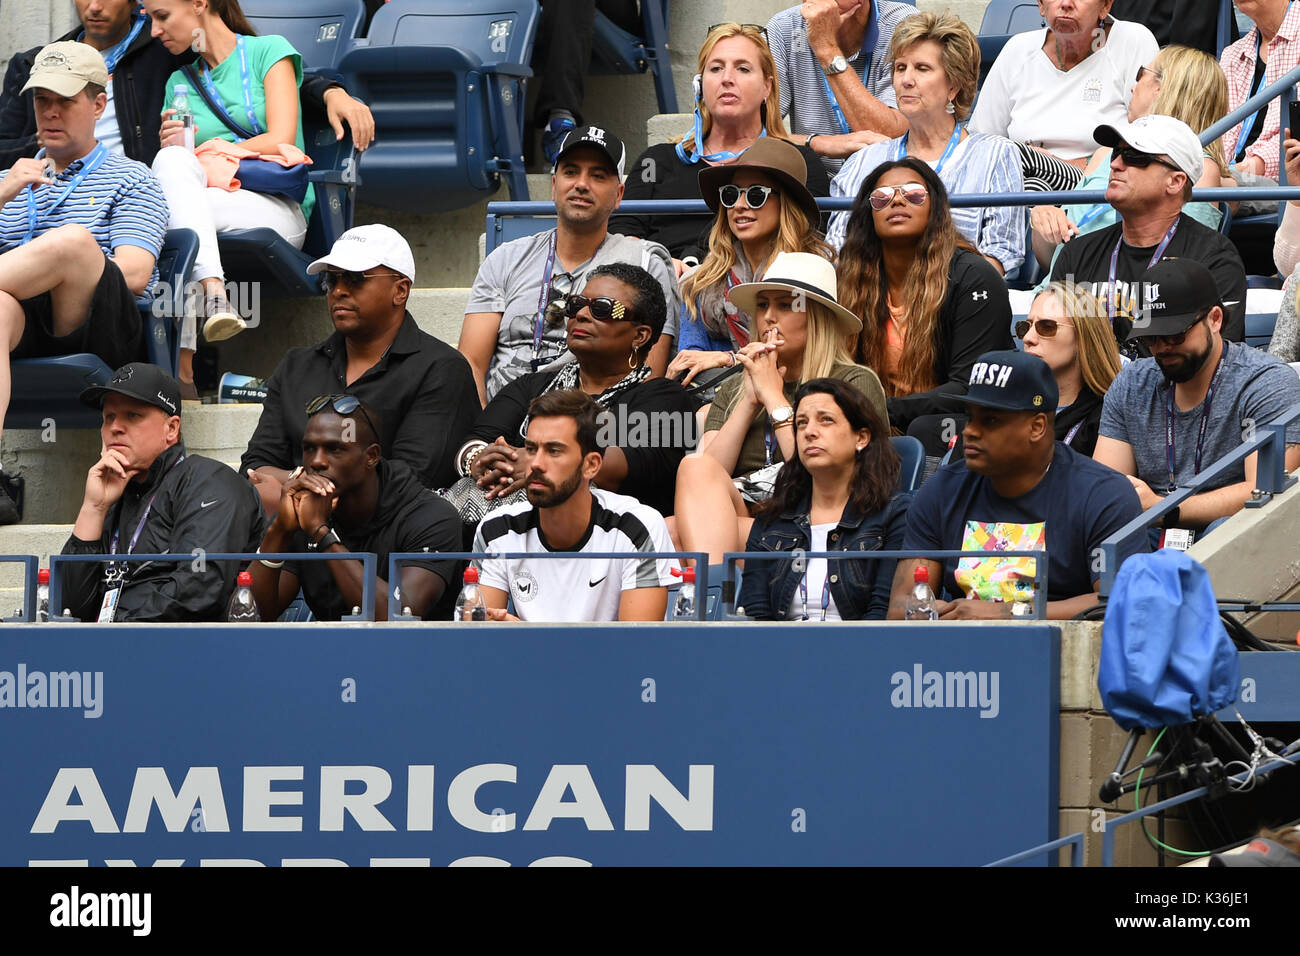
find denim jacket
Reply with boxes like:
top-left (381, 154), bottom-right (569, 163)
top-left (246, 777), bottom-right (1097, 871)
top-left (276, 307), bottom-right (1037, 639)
top-left (737, 492), bottom-right (911, 621)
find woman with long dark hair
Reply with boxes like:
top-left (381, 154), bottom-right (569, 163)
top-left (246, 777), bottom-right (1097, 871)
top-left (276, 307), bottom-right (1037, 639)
top-left (737, 378), bottom-right (909, 621)
top-left (836, 158), bottom-right (1013, 437)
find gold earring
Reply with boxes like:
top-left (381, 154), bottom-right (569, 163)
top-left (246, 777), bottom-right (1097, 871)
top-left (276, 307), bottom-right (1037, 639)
top-left (628, 349), bottom-right (638, 370)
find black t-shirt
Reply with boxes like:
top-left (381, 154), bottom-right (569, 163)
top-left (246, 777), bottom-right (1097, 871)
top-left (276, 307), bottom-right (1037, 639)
top-left (1047, 214), bottom-right (1247, 353)
top-left (285, 459), bottom-right (463, 620)
top-left (1110, 1), bottom-right (1220, 55)
top-left (610, 141), bottom-right (831, 263)
top-left (902, 442), bottom-right (1147, 603)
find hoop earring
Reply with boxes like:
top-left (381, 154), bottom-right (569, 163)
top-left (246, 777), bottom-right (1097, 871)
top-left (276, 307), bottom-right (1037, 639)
top-left (629, 350), bottom-right (638, 370)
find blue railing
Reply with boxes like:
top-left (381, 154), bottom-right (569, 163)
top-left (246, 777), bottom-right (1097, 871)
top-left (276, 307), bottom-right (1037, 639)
top-left (1097, 401), bottom-right (1300, 597)
top-left (985, 832), bottom-right (1084, 868)
top-left (47, 552), bottom-right (378, 622)
top-left (0, 554), bottom-right (39, 622)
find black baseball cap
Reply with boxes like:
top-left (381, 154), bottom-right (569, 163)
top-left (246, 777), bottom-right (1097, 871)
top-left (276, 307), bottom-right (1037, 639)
top-left (552, 124), bottom-right (627, 180)
top-left (80, 362), bottom-right (182, 417)
top-left (965, 350), bottom-right (1058, 413)
top-left (1127, 257), bottom-right (1221, 341)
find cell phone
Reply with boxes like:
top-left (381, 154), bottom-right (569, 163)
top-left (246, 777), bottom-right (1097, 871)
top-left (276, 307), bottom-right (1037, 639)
top-left (1289, 100), bottom-right (1300, 142)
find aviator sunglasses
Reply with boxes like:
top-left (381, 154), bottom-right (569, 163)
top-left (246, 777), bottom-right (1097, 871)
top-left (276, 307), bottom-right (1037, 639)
top-left (1015, 318), bottom-right (1073, 339)
top-left (719, 183), bottom-right (775, 209)
top-left (564, 294), bottom-right (636, 323)
top-left (305, 394), bottom-right (380, 441)
top-left (868, 182), bottom-right (929, 209)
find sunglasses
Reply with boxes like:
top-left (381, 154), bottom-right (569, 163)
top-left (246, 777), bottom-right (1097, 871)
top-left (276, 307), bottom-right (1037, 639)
top-left (320, 269), bottom-right (406, 291)
top-left (868, 182), bottom-right (928, 209)
top-left (708, 22), bottom-right (768, 39)
top-left (564, 294), bottom-right (635, 323)
top-left (1115, 146), bottom-right (1181, 172)
top-left (719, 183), bottom-right (774, 209)
top-left (304, 394), bottom-right (380, 443)
top-left (1135, 65), bottom-right (1163, 84)
top-left (1015, 318), bottom-right (1074, 339)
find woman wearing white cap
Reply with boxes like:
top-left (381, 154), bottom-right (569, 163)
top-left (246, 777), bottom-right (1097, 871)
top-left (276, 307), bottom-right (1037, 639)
top-left (672, 252), bottom-right (886, 565)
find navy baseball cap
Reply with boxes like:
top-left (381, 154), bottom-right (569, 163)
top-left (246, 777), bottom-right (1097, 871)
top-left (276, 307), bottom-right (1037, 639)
top-left (965, 350), bottom-right (1058, 413)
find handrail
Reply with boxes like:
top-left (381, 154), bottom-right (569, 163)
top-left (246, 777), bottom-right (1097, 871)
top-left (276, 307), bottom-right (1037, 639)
top-left (0, 555), bottom-right (39, 622)
top-left (1200, 60), bottom-right (1300, 145)
top-left (1097, 402), bottom-right (1300, 597)
top-left (721, 549), bottom-right (1051, 620)
top-left (387, 550), bottom-right (707, 621)
top-left (985, 832), bottom-right (1084, 868)
top-left (47, 552), bottom-right (378, 622)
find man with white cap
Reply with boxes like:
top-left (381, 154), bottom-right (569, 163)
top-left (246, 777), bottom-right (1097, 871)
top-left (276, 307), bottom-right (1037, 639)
top-left (0, 41), bottom-right (167, 522)
top-left (241, 224), bottom-right (478, 515)
top-left (1042, 114), bottom-right (1247, 356)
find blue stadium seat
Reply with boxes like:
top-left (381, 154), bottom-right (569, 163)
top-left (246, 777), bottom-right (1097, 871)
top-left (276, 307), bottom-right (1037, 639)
top-left (338, 0), bottom-right (540, 215)
top-left (242, 0), bottom-right (366, 71)
top-left (8, 228), bottom-right (199, 430)
top-left (591, 0), bottom-right (677, 114)
top-left (1246, 311), bottom-right (1277, 348)
top-left (485, 210), bottom-right (555, 255)
top-left (279, 591), bottom-right (317, 622)
top-left (1216, 0), bottom-right (1241, 56)
top-left (890, 435), bottom-right (925, 493)
top-left (979, 0), bottom-right (1043, 34)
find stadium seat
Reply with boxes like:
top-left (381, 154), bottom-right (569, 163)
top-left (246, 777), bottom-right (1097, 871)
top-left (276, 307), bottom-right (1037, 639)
top-left (590, 0), bottom-right (677, 114)
top-left (338, 0), bottom-right (540, 215)
top-left (8, 228), bottom-right (200, 430)
top-left (979, 0), bottom-right (1043, 34)
top-left (1216, 0), bottom-right (1241, 56)
top-left (242, 0), bottom-right (366, 71)
top-left (279, 591), bottom-right (317, 622)
top-left (1246, 311), bottom-right (1278, 348)
top-left (891, 435), bottom-right (925, 493)
top-left (485, 209), bottom-right (555, 255)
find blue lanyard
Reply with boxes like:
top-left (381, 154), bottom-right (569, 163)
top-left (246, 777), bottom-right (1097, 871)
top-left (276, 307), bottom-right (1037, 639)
top-left (81, 12), bottom-right (147, 75)
top-left (1165, 342), bottom-right (1226, 490)
top-left (1106, 218), bottom-right (1178, 330)
top-left (893, 123), bottom-right (963, 174)
top-left (1074, 202), bottom-right (1108, 232)
top-left (196, 35), bottom-right (264, 140)
top-left (816, 11), bottom-right (879, 136)
top-left (24, 145), bottom-right (108, 244)
top-left (674, 125), bottom-right (767, 165)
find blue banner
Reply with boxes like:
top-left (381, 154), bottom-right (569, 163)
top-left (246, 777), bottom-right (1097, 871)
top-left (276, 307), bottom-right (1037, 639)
top-left (0, 623), bottom-right (1060, 866)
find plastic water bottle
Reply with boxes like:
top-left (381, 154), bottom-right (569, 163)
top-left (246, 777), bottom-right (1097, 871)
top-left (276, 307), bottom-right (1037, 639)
top-left (670, 567), bottom-right (696, 619)
top-left (171, 84), bottom-right (195, 151)
top-left (904, 565), bottom-right (938, 621)
top-left (226, 570), bottom-right (260, 622)
top-left (36, 568), bottom-right (50, 622)
top-left (455, 567), bottom-right (487, 621)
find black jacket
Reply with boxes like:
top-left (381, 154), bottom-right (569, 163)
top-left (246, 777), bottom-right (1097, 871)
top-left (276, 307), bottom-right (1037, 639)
top-left (61, 444), bottom-right (268, 622)
top-left (0, 16), bottom-right (342, 168)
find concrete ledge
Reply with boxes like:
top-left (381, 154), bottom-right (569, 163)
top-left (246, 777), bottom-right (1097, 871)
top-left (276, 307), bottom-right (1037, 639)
top-left (0, 524), bottom-right (72, 590)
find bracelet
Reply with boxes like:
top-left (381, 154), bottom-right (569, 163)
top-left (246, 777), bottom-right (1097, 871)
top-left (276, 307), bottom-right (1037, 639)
top-left (773, 419), bottom-right (794, 430)
top-left (725, 351), bottom-right (737, 367)
top-left (310, 524), bottom-right (331, 545)
top-left (457, 440), bottom-right (489, 477)
top-left (805, 133), bottom-right (819, 148)
top-left (258, 558), bottom-right (284, 569)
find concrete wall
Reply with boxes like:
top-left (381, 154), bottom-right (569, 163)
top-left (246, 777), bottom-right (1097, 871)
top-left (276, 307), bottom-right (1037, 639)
top-left (0, 2), bottom-right (78, 59)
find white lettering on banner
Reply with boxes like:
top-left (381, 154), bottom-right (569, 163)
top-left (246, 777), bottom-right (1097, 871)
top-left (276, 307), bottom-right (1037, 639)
top-left (0, 664), bottom-right (103, 718)
top-left (889, 664), bottom-right (1001, 719)
top-left (30, 763), bottom-right (716, 836)
top-left (49, 885), bottom-right (151, 936)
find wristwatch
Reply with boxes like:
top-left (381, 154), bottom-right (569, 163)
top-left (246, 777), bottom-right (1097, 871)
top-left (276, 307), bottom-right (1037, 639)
top-left (823, 55), bottom-right (849, 76)
top-left (770, 404), bottom-right (795, 428)
top-left (307, 526), bottom-right (341, 552)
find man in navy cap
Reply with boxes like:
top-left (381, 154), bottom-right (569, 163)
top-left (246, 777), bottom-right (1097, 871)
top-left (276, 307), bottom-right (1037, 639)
top-left (61, 361), bottom-right (266, 622)
top-left (889, 350), bottom-right (1146, 620)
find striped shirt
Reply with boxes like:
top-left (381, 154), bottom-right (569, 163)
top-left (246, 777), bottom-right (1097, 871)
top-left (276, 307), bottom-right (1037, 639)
top-left (1220, 1), bottom-right (1300, 180)
top-left (0, 145), bottom-right (167, 293)
top-left (827, 131), bottom-right (1027, 273)
top-left (765, 1), bottom-right (913, 176)
top-left (473, 487), bottom-right (679, 623)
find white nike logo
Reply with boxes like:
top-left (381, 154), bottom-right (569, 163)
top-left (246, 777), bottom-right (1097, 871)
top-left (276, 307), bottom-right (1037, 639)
top-left (200, 499), bottom-right (218, 508)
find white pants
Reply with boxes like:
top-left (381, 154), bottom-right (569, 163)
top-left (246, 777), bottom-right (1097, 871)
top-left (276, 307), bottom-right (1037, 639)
top-left (152, 145), bottom-right (308, 349)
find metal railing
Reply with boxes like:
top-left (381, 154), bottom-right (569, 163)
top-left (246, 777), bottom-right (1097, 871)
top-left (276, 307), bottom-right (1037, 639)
top-left (985, 832), bottom-right (1084, 868)
top-left (0, 555), bottom-right (39, 622)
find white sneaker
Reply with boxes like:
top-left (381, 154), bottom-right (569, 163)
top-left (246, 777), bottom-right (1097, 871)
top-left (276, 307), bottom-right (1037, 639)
top-left (202, 294), bottom-right (245, 342)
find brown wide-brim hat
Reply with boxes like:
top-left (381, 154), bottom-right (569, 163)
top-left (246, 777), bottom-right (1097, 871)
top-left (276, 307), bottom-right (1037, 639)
top-left (698, 137), bottom-right (821, 225)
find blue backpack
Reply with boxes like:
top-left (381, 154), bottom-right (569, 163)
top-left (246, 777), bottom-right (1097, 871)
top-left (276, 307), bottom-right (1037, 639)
top-left (1099, 550), bottom-right (1239, 731)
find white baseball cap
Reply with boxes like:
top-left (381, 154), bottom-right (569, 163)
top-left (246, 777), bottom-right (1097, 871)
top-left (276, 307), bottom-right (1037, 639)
top-left (307, 224), bottom-right (416, 281)
top-left (1093, 114), bottom-right (1204, 179)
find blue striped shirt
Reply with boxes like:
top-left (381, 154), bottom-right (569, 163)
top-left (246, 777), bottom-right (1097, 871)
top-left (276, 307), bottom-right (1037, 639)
top-left (827, 131), bottom-right (1027, 274)
top-left (765, 1), bottom-right (913, 176)
top-left (0, 146), bottom-right (168, 293)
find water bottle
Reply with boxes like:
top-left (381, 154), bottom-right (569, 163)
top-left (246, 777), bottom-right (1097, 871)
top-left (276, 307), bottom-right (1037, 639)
top-left (171, 84), bottom-right (195, 151)
top-left (670, 567), bottom-right (696, 619)
top-left (226, 570), bottom-right (260, 622)
top-left (454, 567), bottom-right (487, 621)
top-left (904, 565), bottom-right (939, 621)
top-left (36, 568), bottom-right (50, 622)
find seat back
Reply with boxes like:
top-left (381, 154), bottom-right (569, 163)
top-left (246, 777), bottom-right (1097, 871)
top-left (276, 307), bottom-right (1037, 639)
top-left (242, 0), bottom-right (366, 71)
top-left (589, 0), bottom-right (677, 113)
top-left (979, 0), bottom-right (1042, 34)
top-left (485, 211), bottom-right (555, 256)
top-left (364, 0), bottom-right (537, 62)
top-left (890, 435), bottom-right (925, 493)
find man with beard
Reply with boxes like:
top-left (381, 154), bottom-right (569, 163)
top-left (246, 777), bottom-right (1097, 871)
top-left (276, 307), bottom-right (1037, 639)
top-left (471, 389), bottom-right (679, 622)
top-left (1094, 258), bottom-right (1300, 539)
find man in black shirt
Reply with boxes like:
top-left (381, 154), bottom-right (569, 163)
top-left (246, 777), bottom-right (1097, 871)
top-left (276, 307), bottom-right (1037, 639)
top-left (250, 397), bottom-right (462, 621)
top-left (1111, 1), bottom-right (1221, 55)
top-left (1045, 116), bottom-right (1247, 355)
top-left (62, 362), bottom-right (266, 622)
top-left (241, 224), bottom-right (479, 514)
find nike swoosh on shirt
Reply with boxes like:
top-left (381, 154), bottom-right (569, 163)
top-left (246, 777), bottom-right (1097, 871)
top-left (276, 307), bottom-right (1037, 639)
top-left (200, 499), bottom-right (219, 508)
top-left (588, 575), bottom-right (607, 587)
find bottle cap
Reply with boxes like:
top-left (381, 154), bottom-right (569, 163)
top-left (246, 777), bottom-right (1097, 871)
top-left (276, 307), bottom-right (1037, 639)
top-left (670, 567), bottom-right (695, 583)
top-left (913, 565), bottom-right (930, 584)
top-left (37, 568), bottom-right (49, 584)
top-left (237, 570), bottom-right (252, 586)
top-left (174, 84), bottom-right (188, 94)
top-left (464, 566), bottom-right (480, 584)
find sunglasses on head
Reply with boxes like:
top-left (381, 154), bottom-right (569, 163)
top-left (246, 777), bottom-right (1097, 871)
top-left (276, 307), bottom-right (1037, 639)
top-left (1015, 318), bottom-right (1074, 339)
top-left (868, 182), bottom-right (928, 209)
top-left (564, 294), bottom-right (635, 323)
top-left (321, 269), bottom-right (406, 291)
top-left (708, 22), bottom-right (767, 39)
top-left (304, 394), bottom-right (379, 443)
top-left (1115, 146), bottom-right (1181, 172)
top-left (719, 183), bottom-right (774, 209)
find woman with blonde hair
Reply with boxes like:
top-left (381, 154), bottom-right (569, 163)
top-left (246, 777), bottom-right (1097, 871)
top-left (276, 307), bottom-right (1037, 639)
top-left (1030, 44), bottom-right (1231, 270)
top-left (614, 22), bottom-right (829, 271)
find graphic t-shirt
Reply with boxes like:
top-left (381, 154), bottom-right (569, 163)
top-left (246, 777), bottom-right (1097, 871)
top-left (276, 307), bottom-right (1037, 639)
top-left (955, 519), bottom-right (1046, 604)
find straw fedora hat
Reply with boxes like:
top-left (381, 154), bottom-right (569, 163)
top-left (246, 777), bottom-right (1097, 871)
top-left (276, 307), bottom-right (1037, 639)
top-left (697, 137), bottom-right (821, 225)
top-left (727, 252), bottom-right (862, 333)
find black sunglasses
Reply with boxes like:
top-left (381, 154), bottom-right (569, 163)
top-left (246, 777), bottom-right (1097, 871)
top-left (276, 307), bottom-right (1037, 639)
top-left (1115, 146), bottom-right (1181, 172)
top-left (305, 394), bottom-right (380, 443)
top-left (320, 269), bottom-right (406, 291)
top-left (708, 22), bottom-right (768, 39)
top-left (1135, 65), bottom-right (1162, 84)
top-left (719, 183), bottom-right (774, 209)
top-left (564, 294), bottom-right (635, 323)
top-left (1136, 314), bottom-right (1207, 348)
